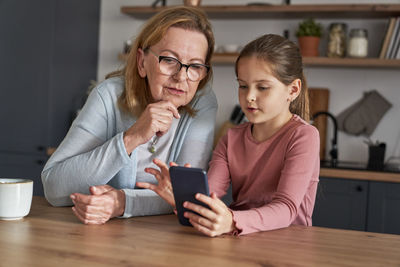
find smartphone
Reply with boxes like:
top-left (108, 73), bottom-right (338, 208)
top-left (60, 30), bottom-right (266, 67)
top-left (169, 166), bottom-right (210, 226)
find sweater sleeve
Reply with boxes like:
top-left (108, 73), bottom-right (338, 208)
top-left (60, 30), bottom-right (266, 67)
top-left (41, 85), bottom-right (132, 207)
top-left (207, 134), bottom-right (231, 198)
top-left (120, 189), bottom-right (174, 217)
top-left (231, 126), bottom-right (320, 235)
top-left (175, 85), bottom-right (218, 170)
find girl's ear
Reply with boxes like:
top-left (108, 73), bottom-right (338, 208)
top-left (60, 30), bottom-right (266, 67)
top-left (137, 48), bottom-right (147, 78)
top-left (288, 78), bottom-right (301, 102)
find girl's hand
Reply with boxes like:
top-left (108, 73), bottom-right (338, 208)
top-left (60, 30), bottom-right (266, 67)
top-left (70, 185), bottom-right (126, 225)
top-left (183, 192), bottom-right (236, 237)
top-left (136, 158), bottom-right (191, 208)
top-left (123, 101), bottom-right (180, 154)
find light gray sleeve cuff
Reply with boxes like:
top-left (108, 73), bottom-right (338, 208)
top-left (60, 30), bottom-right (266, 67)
top-left (120, 188), bottom-right (174, 218)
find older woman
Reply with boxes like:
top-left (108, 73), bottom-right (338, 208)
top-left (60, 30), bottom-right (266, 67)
top-left (41, 6), bottom-right (217, 224)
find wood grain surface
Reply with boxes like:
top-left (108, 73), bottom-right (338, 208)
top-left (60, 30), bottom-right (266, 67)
top-left (1, 197), bottom-right (399, 266)
top-left (309, 88), bottom-right (330, 160)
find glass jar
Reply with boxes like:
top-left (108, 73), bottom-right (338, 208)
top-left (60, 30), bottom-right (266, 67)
top-left (327, 23), bottom-right (347, 58)
top-left (347, 29), bottom-right (368, 58)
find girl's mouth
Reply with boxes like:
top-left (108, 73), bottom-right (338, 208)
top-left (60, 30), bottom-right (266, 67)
top-left (247, 107), bottom-right (258, 112)
top-left (166, 87), bottom-right (185, 95)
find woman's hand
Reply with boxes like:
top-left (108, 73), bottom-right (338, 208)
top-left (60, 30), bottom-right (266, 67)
top-left (183, 192), bottom-right (236, 237)
top-left (136, 158), bottom-right (191, 208)
top-left (70, 185), bottom-right (126, 225)
top-left (123, 101), bottom-right (180, 154)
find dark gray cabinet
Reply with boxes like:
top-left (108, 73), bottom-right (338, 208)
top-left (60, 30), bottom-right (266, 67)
top-left (368, 182), bottom-right (400, 235)
top-left (313, 177), bottom-right (400, 234)
top-left (313, 177), bottom-right (368, 231)
top-left (0, 0), bottom-right (99, 195)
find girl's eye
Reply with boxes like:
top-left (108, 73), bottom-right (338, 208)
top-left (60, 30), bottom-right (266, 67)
top-left (258, 86), bottom-right (269, 91)
top-left (238, 85), bottom-right (248, 89)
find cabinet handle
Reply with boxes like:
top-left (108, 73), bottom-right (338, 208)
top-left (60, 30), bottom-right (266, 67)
top-left (356, 185), bottom-right (363, 192)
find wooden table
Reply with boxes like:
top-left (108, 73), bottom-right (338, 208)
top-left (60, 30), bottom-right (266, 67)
top-left (1, 197), bottom-right (400, 266)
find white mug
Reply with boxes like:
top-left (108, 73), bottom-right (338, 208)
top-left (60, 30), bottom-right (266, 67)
top-left (0, 178), bottom-right (33, 220)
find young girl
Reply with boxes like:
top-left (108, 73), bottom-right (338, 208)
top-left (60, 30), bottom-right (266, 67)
top-left (138, 34), bottom-right (320, 236)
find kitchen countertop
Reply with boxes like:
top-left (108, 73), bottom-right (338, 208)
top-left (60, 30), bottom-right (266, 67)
top-left (320, 161), bottom-right (400, 183)
top-left (1, 197), bottom-right (400, 266)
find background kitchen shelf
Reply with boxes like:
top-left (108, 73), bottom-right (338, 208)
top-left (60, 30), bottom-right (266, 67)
top-left (121, 4), bottom-right (400, 19)
top-left (120, 4), bottom-right (400, 68)
top-left (118, 53), bottom-right (400, 68)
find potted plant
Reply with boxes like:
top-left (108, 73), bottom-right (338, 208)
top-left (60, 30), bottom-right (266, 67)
top-left (296, 18), bottom-right (323, 57)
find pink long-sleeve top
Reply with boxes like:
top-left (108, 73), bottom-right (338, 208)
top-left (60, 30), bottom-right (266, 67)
top-left (208, 115), bottom-right (320, 235)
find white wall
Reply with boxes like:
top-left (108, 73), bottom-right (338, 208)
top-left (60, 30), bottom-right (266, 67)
top-left (98, 0), bottom-right (400, 163)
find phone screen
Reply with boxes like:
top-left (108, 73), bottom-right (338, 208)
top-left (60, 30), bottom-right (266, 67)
top-left (169, 166), bottom-right (210, 226)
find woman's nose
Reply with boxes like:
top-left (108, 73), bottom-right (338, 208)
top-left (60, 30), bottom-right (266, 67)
top-left (172, 67), bottom-right (188, 81)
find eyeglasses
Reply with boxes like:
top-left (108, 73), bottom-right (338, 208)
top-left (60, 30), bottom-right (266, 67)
top-left (148, 49), bottom-right (209, 82)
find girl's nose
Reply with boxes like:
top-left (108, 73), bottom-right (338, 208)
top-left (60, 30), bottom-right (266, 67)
top-left (246, 90), bottom-right (256, 102)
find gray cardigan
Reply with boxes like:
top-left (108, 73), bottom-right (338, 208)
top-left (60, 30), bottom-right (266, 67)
top-left (41, 77), bottom-right (217, 217)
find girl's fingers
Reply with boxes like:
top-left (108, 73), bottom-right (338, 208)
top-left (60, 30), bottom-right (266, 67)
top-left (136, 182), bottom-right (157, 191)
top-left (184, 211), bottom-right (214, 229)
top-left (152, 158), bottom-right (170, 177)
top-left (189, 219), bottom-right (215, 237)
top-left (194, 193), bottom-right (225, 215)
top-left (183, 201), bottom-right (217, 221)
top-left (144, 167), bottom-right (162, 182)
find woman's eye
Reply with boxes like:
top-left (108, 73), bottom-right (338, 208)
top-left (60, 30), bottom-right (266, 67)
top-left (238, 85), bottom-right (247, 89)
top-left (258, 86), bottom-right (269, 91)
top-left (162, 57), bottom-right (178, 64)
top-left (190, 64), bottom-right (202, 70)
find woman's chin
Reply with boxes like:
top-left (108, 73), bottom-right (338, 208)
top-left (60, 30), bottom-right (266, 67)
top-left (167, 98), bottom-right (185, 109)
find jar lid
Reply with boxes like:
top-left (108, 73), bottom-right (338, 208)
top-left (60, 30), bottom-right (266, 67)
top-left (329, 23), bottom-right (347, 29)
top-left (350, 28), bottom-right (368, 38)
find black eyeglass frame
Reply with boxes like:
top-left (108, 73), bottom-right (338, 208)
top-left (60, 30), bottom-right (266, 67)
top-left (147, 49), bottom-right (210, 82)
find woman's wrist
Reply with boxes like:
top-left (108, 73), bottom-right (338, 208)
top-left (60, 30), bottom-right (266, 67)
top-left (123, 131), bottom-right (141, 155)
top-left (116, 189), bottom-right (126, 217)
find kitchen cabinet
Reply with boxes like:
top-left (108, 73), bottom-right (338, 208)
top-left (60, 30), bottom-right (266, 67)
top-left (313, 176), bottom-right (400, 234)
top-left (368, 182), bottom-right (400, 235)
top-left (119, 4), bottom-right (400, 68)
top-left (0, 0), bottom-right (100, 195)
top-left (313, 177), bottom-right (368, 231)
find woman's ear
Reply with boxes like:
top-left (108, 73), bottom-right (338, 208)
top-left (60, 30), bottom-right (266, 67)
top-left (288, 78), bottom-right (301, 102)
top-left (137, 48), bottom-right (147, 78)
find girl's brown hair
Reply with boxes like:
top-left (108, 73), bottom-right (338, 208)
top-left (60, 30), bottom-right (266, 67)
top-left (235, 34), bottom-right (309, 121)
top-left (106, 6), bottom-right (214, 117)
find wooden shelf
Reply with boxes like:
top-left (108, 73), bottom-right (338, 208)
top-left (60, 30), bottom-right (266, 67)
top-left (121, 4), bottom-right (400, 19)
top-left (118, 53), bottom-right (400, 69)
top-left (320, 167), bottom-right (400, 183)
top-left (119, 4), bottom-right (400, 68)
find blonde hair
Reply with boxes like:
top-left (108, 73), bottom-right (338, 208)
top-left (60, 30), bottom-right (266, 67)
top-left (235, 34), bottom-right (310, 121)
top-left (106, 6), bottom-right (214, 117)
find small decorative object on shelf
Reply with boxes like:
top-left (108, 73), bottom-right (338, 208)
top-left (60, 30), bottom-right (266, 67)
top-left (296, 18), bottom-right (323, 57)
top-left (184, 0), bottom-right (201, 6)
top-left (151, 0), bottom-right (166, 8)
top-left (124, 39), bottom-right (132, 54)
top-left (348, 28), bottom-right (368, 58)
top-left (327, 23), bottom-right (347, 58)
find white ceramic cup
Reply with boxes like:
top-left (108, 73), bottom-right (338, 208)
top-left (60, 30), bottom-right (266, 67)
top-left (0, 178), bottom-right (33, 220)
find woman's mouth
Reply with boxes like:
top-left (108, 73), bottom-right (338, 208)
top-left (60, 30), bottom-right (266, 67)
top-left (166, 87), bottom-right (185, 95)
